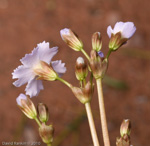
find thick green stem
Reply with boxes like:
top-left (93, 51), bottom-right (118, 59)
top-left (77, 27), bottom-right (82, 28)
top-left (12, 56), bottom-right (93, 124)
top-left (96, 78), bottom-right (110, 146)
top-left (57, 77), bottom-right (72, 88)
top-left (47, 143), bottom-right (52, 146)
top-left (34, 117), bottom-right (41, 127)
top-left (85, 102), bottom-right (100, 146)
top-left (81, 49), bottom-right (90, 61)
top-left (106, 50), bottom-right (112, 59)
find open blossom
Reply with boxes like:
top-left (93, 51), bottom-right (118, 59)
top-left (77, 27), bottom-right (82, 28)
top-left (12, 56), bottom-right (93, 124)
top-left (107, 22), bottom-right (136, 50)
top-left (12, 41), bottom-right (66, 97)
top-left (107, 21), bottom-right (136, 39)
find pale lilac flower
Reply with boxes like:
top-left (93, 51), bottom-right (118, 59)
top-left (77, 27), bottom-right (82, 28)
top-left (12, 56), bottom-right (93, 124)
top-left (107, 22), bottom-right (136, 39)
top-left (12, 41), bottom-right (66, 97)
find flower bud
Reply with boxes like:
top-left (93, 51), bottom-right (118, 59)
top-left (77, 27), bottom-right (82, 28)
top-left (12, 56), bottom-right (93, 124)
top-left (92, 32), bottom-right (102, 52)
top-left (108, 32), bottom-right (127, 51)
top-left (60, 28), bottom-right (83, 51)
top-left (75, 57), bottom-right (88, 81)
top-left (90, 50), bottom-right (108, 79)
top-left (120, 119), bottom-right (131, 137)
top-left (39, 123), bottom-right (54, 144)
top-left (71, 81), bottom-right (94, 104)
top-left (37, 103), bottom-right (49, 123)
top-left (16, 93), bottom-right (37, 119)
top-left (34, 61), bottom-right (58, 81)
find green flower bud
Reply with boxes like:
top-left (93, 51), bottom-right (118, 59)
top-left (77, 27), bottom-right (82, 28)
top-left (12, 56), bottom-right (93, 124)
top-left (92, 32), bottom-right (102, 52)
top-left (37, 103), bottom-right (49, 123)
top-left (60, 28), bottom-right (83, 51)
top-left (120, 119), bottom-right (131, 137)
top-left (71, 81), bottom-right (94, 104)
top-left (75, 57), bottom-right (88, 81)
top-left (39, 123), bottom-right (54, 145)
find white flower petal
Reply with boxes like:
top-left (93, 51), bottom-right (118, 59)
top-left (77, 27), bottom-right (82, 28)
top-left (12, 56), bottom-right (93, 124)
top-left (52, 60), bottom-right (66, 77)
top-left (113, 22), bottom-right (124, 34)
top-left (107, 26), bottom-right (113, 38)
top-left (16, 93), bottom-right (27, 106)
top-left (20, 47), bottom-right (39, 67)
top-left (122, 22), bottom-right (136, 38)
top-left (25, 78), bottom-right (44, 97)
top-left (12, 65), bottom-right (35, 87)
top-left (37, 41), bottom-right (58, 64)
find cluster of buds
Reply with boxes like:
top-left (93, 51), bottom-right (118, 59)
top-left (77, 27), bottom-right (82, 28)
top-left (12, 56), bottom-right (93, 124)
top-left (16, 93), bottom-right (54, 145)
top-left (116, 119), bottom-right (132, 146)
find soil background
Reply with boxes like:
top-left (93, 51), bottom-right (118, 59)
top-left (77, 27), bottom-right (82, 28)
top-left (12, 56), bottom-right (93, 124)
top-left (0, 0), bottom-right (150, 146)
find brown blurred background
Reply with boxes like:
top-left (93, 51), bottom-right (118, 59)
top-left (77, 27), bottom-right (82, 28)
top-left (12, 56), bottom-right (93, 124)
top-left (0, 0), bottom-right (150, 146)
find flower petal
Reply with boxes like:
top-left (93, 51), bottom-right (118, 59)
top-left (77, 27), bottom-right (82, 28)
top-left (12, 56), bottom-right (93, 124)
top-left (12, 65), bottom-right (35, 87)
top-left (16, 93), bottom-right (27, 106)
top-left (107, 26), bottom-right (113, 38)
top-left (60, 28), bottom-right (70, 40)
top-left (113, 22), bottom-right (124, 34)
top-left (37, 41), bottom-right (58, 64)
top-left (122, 22), bottom-right (136, 39)
top-left (25, 78), bottom-right (44, 97)
top-left (20, 47), bottom-right (39, 67)
top-left (52, 60), bottom-right (66, 77)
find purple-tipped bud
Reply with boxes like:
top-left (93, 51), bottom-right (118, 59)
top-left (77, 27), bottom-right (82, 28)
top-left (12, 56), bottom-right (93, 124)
top-left (75, 57), bottom-right (88, 81)
top-left (60, 28), bottom-right (83, 51)
top-left (98, 51), bottom-right (104, 58)
top-left (16, 93), bottom-right (37, 119)
top-left (92, 32), bottom-right (102, 52)
top-left (90, 50), bottom-right (108, 79)
top-left (37, 103), bottom-right (49, 123)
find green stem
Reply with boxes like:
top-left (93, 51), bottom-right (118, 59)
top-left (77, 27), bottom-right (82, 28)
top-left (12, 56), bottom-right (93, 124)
top-left (81, 49), bottom-right (90, 61)
top-left (106, 49), bottom-right (112, 59)
top-left (47, 143), bottom-right (52, 146)
top-left (96, 78), bottom-right (110, 146)
top-left (85, 102), bottom-right (100, 146)
top-left (57, 77), bottom-right (72, 88)
top-left (34, 117), bottom-right (41, 127)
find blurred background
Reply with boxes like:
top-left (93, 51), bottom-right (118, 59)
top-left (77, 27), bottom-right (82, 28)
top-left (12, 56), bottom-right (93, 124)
top-left (0, 0), bottom-right (150, 145)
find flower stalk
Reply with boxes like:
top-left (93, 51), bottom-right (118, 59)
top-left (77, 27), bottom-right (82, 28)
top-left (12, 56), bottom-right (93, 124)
top-left (85, 102), bottom-right (100, 146)
top-left (96, 78), bottom-right (110, 146)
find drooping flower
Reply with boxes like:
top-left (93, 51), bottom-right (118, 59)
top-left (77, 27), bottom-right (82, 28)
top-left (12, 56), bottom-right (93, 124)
top-left (60, 28), bottom-right (83, 51)
top-left (16, 93), bottom-right (37, 119)
top-left (107, 22), bottom-right (136, 50)
top-left (12, 41), bottom-right (66, 97)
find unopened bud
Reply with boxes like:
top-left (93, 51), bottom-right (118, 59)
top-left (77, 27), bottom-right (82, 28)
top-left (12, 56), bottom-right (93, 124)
top-left (75, 57), bottom-right (88, 81)
top-left (16, 93), bottom-right (37, 119)
top-left (109, 32), bottom-right (127, 51)
top-left (60, 28), bottom-right (83, 51)
top-left (90, 50), bottom-right (108, 79)
top-left (120, 119), bottom-right (131, 137)
top-left (92, 32), bottom-right (102, 52)
top-left (34, 61), bottom-right (58, 81)
top-left (71, 81), bottom-right (94, 104)
top-left (39, 123), bottom-right (54, 144)
top-left (37, 103), bottom-right (49, 123)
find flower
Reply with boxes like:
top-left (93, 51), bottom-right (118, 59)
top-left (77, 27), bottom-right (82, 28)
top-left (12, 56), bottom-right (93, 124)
top-left (107, 22), bottom-right (136, 50)
top-left (16, 93), bottom-right (37, 119)
top-left (12, 41), bottom-right (66, 97)
top-left (107, 22), bottom-right (136, 39)
top-left (60, 28), bottom-right (83, 51)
